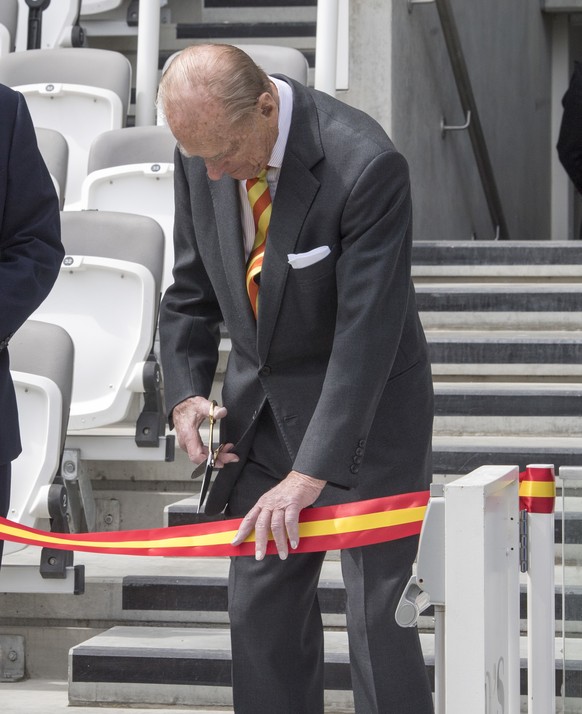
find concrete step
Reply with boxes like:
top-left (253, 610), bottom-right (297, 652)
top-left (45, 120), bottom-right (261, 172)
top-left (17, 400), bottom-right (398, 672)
top-left (67, 625), bottom-right (578, 707)
top-left (2, 536), bottom-right (580, 682)
top-left (434, 382), bottom-right (582, 416)
top-left (432, 434), bottom-right (582, 473)
top-left (68, 626), bottom-right (358, 710)
top-left (412, 240), bottom-right (582, 269)
top-left (418, 283), bottom-right (582, 330)
top-left (433, 382), bottom-right (582, 436)
top-left (120, 572), bottom-right (582, 625)
top-left (417, 283), bottom-right (582, 312)
top-left (427, 331), bottom-right (582, 379)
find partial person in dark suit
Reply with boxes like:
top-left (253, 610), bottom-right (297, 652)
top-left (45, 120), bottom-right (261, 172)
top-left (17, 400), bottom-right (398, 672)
top-left (157, 44), bottom-right (434, 714)
top-left (0, 84), bottom-right (63, 564)
top-left (558, 61), bottom-right (582, 238)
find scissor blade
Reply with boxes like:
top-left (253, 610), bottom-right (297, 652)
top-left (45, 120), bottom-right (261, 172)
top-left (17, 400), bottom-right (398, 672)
top-left (190, 461), bottom-right (206, 480)
top-left (196, 456), bottom-right (214, 513)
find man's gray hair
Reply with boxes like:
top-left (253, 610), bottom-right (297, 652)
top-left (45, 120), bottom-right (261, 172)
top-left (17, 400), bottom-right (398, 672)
top-left (158, 44), bottom-right (273, 126)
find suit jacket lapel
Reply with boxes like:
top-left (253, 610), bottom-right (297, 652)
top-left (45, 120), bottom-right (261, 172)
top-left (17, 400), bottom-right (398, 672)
top-left (208, 177), bottom-right (257, 329)
top-left (256, 78), bottom-right (325, 361)
top-left (256, 156), bottom-right (320, 360)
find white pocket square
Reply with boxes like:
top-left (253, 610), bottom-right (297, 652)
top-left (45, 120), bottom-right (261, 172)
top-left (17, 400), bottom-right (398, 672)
top-left (287, 246), bottom-right (331, 269)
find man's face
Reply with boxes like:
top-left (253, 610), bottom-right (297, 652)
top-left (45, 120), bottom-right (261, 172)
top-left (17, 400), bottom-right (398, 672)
top-left (172, 89), bottom-right (279, 181)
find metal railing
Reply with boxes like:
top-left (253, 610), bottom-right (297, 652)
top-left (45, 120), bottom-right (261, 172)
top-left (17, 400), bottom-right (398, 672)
top-left (410, 0), bottom-right (510, 240)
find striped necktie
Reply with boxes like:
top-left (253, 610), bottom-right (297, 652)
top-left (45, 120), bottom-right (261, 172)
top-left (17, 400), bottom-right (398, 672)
top-left (245, 169), bottom-right (272, 319)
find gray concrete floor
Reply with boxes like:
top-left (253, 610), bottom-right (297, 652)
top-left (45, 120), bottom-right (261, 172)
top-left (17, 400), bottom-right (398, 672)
top-left (1, 679), bottom-right (234, 714)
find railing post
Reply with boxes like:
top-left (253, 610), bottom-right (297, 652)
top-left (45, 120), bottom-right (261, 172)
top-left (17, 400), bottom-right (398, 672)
top-left (522, 464), bottom-right (556, 714)
top-left (135, 0), bottom-right (160, 127)
top-left (314, 0), bottom-right (339, 97)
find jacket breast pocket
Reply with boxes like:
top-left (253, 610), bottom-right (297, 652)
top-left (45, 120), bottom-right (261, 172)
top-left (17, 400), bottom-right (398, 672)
top-left (288, 247), bottom-right (337, 285)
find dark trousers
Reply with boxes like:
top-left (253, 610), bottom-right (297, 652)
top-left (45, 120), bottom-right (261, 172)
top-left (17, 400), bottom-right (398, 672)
top-left (225, 453), bottom-right (434, 714)
top-left (0, 462), bottom-right (11, 566)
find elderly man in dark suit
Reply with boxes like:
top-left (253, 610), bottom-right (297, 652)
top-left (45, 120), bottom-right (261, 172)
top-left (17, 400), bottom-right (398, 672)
top-left (0, 84), bottom-right (63, 564)
top-left (158, 44), bottom-right (434, 714)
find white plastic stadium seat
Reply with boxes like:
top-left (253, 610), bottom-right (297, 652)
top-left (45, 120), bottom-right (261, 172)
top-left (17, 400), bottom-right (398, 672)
top-left (7, 320), bottom-right (74, 554)
top-left (0, 48), bottom-right (131, 208)
top-left (82, 126), bottom-right (176, 291)
top-left (15, 0), bottom-right (82, 51)
top-left (35, 127), bottom-right (69, 210)
top-left (233, 44), bottom-right (309, 85)
top-left (31, 211), bottom-right (168, 463)
top-left (80, 0), bottom-right (127, 15)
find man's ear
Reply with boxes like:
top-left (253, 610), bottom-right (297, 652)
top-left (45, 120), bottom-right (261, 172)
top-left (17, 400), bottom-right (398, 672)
top-left (258, 92), bottom-right (277, 121)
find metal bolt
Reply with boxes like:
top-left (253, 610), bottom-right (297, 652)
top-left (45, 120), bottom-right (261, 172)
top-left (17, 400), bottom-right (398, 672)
top-left (8, 650), bottom-right (18, 662)
top-left (104, 514), bottom-right (114, 526)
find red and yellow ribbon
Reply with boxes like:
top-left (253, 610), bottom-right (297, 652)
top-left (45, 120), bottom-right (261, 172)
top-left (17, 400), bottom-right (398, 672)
top-left (0, 490), bottom-right (430, 558)
top-left (0, 468), bottom-right (556, 559)
top-left (519, 465), bottom-right (556, 514)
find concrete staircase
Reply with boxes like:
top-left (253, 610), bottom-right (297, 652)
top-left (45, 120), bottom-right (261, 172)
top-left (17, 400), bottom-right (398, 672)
top-left (60, 240), bottom-right (582, 711)
top-left (414, 240), bottom-right (582, 481)
top-left (2, 237), bottom-right (582, 708)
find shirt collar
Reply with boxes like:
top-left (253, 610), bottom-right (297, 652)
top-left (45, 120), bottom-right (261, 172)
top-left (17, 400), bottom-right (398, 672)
top-left (267, 75), bottom-right (293, 170)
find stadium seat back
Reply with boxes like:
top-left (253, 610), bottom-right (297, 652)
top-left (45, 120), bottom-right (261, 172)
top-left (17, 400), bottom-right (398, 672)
top-left (31, 211), bottom-right (164, 431)
top-left (0, 48), bottom-right (131, 207)
top-left (8, 320), bottom-right (74, 553)
top-left (83, 126), bottom-right (176, 291)
top-left (35, 126), bottom-right (68, 209)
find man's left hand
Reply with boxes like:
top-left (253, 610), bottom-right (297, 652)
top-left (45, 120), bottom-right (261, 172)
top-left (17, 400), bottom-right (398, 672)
top-left (231, 471), bottom-right (326, 560)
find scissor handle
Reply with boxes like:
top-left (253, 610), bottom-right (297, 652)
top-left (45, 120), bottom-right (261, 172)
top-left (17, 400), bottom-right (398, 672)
top-left (208, 399), bottom-right (218, 424)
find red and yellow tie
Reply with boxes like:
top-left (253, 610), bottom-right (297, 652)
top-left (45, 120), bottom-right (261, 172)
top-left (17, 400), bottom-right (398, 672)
top-left (245, 169), bottom-right (272, 318)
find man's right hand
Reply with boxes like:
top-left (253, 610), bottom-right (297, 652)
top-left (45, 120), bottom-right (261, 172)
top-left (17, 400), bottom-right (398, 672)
top-left (172, 396), bottom-right (239, 467)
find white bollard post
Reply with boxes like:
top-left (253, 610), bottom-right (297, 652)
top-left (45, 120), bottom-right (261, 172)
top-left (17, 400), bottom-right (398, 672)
top-left (135, 0), bottom-right (161, 127)
top-left (444, 465), bottom-right (520, 714)
top-left (521, 464), bottom-right (556, 714)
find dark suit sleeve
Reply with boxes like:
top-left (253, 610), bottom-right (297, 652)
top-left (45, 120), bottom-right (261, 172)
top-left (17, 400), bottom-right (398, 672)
top-left (292, 150), bottom-right (416, 485)
top-left (0, 89), bottom-right (63, 346)
top-left (557, 61), bottom-right (582, 195)
top-left (159, 150), bottom-right (223, 417)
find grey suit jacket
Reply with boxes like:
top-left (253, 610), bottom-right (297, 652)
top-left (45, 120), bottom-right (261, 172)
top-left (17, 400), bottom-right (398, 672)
top-left (160, 77), bottom-right (434, 514)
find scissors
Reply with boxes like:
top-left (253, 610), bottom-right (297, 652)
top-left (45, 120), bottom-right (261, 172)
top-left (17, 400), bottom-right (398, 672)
top-left (191, 400), bottom-right (224, 513)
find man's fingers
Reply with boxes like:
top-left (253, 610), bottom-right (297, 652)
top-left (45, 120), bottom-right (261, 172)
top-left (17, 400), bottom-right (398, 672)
top-left (177, 427), bottom-right (206, 464)
top-left (231, 505), bottom-right (260, 547)
top-left (230, 474), bottom-right (326, 559)
top-left (212, 404), bottom-right (228, 420)
top-left (270, 508), bottom-right (288, 560)
top-left (253, 508), bottom-right (274, 561)
top-left (215, 442), bottom-right (239, 467)
top-left (284, 504), bottom-right (301, 550)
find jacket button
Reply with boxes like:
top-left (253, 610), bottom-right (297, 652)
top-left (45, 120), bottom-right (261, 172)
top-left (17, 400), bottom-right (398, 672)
top-left (350, 465), bottom-right (359, 475)
top-left (358, 439), bottom-right (365, 448)
top-left (355, 447), bottom-right (364, 456)
top-left (259, 365), bottom-right (271, 377)
top-left (352, 455), bottom-right (362, 465)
